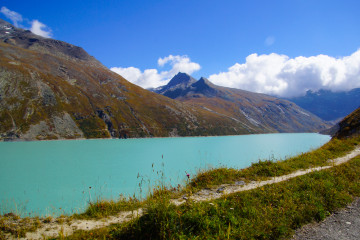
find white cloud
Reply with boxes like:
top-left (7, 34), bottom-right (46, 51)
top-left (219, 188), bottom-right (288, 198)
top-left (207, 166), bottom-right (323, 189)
top-left (1, 6), bottom-right (23, 27)
top-left (111, 66), bottom-right (163, 89)
top-left (209, 50), bottom-right (360, 97)
top-left (157, 54), bottom-right (201, 78)
top-left (1, 6), bottom-right (52, 38)
top-left (30, 19), bottom-right (52, 38)
top-left (111, 55), bottom-right (200, 89)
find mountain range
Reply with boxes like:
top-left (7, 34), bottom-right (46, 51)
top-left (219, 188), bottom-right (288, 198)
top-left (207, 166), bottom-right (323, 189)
top-left (152, 72), bottom-right (329, 133)
top-left (287, 89), bottom-right (360, 122)
top-left (0, 19), bottom-right (329, 141)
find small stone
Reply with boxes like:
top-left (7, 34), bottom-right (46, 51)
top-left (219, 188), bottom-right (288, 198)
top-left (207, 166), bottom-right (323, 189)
top-left (235, 181), bottom-right (245, 186)
top-left (346, 222), bottom-right (351, 225)
top-left (217, 187), bottom-right (226, 193)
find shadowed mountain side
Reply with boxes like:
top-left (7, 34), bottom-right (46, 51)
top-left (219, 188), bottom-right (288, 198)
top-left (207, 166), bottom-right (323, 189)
top-left (153, 73), bottom-right (330, 133)
top-left (287, 89), bottom-right (360, 122)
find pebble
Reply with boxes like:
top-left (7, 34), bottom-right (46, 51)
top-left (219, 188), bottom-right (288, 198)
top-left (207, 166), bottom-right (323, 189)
top-left (235, 181), bottom-right (245, 186)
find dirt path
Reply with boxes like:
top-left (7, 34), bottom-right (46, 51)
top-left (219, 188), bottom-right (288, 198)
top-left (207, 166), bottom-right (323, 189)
top-left (171, 147), bottom-right (360, 205)
top-left (4, 147), bottom-right (360, 240)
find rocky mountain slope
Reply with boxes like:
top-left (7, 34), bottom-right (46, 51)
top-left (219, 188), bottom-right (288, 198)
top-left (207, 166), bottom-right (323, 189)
top-left (153, 73), bottom-right (330, 133)
top-left (0, 19), bottom-right (276, 141)
top-left (287, 89), bottom-right (360, 122)
top-left (333, 107), bottom-right (360, 139)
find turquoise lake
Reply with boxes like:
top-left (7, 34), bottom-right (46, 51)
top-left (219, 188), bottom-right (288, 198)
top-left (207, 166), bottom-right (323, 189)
top-left (0, 133), bottom-right (330, 217)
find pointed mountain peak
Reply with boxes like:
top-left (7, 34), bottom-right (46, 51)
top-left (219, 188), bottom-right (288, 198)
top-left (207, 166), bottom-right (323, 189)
top-left (167, 72), bottom-right (197, 88)
top-left (192, 77), bottom-right (216, 89)
top-left (152, 72), bottom-right (197, 97)
top-left (152, 73), bottom-right (219, 99)
top-left (197, 77), bottom-right (215, 86)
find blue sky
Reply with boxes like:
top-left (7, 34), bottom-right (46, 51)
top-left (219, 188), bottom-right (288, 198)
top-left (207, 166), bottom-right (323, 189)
top-left (2, 0), bottom-right (360, 97)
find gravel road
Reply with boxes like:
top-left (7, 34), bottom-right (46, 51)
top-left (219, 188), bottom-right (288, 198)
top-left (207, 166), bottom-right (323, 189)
top-left (292, 198), bottom-right (360, 240)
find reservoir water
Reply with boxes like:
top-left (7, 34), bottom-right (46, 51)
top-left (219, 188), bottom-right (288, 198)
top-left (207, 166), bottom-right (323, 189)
top-left (0, 133), bottom-right (330, 217)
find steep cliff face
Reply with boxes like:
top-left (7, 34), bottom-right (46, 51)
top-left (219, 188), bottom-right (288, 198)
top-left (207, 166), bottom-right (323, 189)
top-left (0, 19), bottom-right (269, 141)
top-left (152, 73), bottom-right (330, 133)
top-left (333, 107), bottom-right (360, 139)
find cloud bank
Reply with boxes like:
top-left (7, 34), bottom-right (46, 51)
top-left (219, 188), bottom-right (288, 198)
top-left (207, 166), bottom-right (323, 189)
top-left (111, 55), bottom-right (200, 89)
top-left (209, 50), bottom-right (360, 97)
top-left (0, 6), bottom-right (52, 38)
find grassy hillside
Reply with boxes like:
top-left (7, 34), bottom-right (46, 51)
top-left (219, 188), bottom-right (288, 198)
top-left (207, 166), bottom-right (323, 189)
top-left (334, 107), bottom-right (360, 139)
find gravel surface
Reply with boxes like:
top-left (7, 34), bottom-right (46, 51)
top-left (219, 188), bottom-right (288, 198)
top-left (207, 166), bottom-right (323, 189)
top-left (292, 198), bottom-right (360, 240)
